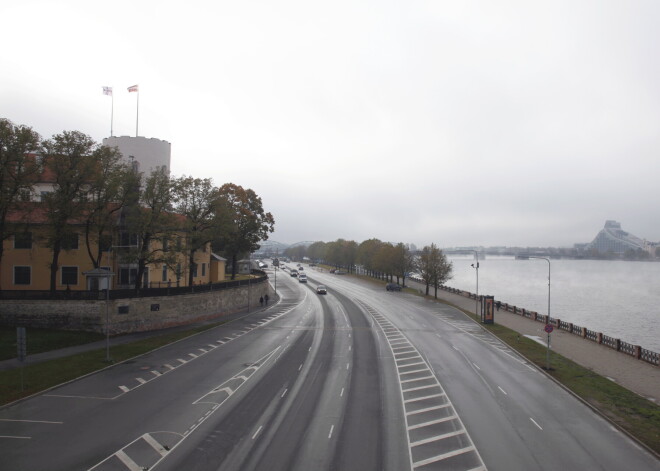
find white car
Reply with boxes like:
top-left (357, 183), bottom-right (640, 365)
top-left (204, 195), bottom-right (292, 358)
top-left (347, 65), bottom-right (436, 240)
top-left (298, 273), bottom-right (308, 283)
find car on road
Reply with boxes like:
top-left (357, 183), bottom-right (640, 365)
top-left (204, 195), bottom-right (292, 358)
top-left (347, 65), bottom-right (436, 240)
top-left (290, 269), bottom-right (298, 277)
top-left (316, 285), bottom-right (327, 294)
top-left (298, 273), bottom-right (308, 283)
top-left (334, 270), bottom-right (346, 275)
top-left (386, 283), bottom-right (402, 291)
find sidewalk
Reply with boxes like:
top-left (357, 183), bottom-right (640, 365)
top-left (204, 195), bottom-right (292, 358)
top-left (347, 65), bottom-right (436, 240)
top-left (416, 284), bottom-right (660, 404)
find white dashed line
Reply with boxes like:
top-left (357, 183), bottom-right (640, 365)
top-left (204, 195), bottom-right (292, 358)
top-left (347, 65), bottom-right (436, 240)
top-left (498, 386), bottom-right (508, 395)
top-left (530, 418), bottom-right (543, 430)
top-left (252, 425), bottom-right (263, 440)
top-left (328, 425), bottom-right (335, 439)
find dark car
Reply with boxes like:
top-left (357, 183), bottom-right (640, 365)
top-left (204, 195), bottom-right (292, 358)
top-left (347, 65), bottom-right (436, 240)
top-left (386, 283), bottom-right (402, 291)
top-left (316, 285), bottom-right (327, 294)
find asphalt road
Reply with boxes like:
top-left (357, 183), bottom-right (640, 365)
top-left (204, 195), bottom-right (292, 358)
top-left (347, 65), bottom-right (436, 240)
top-left (0, 265), bottom-right (658, 470)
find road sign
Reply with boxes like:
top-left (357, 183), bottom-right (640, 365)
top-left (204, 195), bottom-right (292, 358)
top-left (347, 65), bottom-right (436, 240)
top-left (544, 324), bottom-right (554, 334)
top-left (17, 327), bottom-right (26, 362)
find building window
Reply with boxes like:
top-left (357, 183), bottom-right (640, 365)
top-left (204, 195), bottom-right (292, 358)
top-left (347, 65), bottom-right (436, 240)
top-left (61, 266), bottom-right (78, 286)
top-left (99, 234), bottom-right (112, 252)
top-left (162, 238), bottom-right (169, 252)
top-left (120, 232), bottom-right (138, 247)
top-left (61, 233), bottom-right (79, 250)
top-left (162, 265), bottom-right (168, 282)
top-left (201, 263), bottom-right (206, 277)
top-left (119, 268), bottom-right (137, 286)
top-left (14, 266), bottom-right (31, 285)
top-left (14, 232), bottom-right (32, 249)
top-left (192, 263), bottom-right (198, 278)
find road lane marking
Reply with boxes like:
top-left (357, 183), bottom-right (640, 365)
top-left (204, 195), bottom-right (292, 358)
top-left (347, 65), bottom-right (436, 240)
top-left (406, 404), bottom-right (451, 416)
top-left (473, 362), bottom-right (481, 370)
top-left (413, 446), bottom-right (476, 468)
top-left (410, 430), bottom-right (464, 447)
top-left (340, 387), bottom-right (344, 397)
top-left (143, 433), bottom-right (169, 457)
top-left (151, 370), bottom-right (162, 376)
top-left (115, 450), bottom-right (143, 471)
top-left (0, 435), bottom-right (31, 439)
top-left (135, 378), bottom-right (146, 384)
top-left (356, 299), bottom-right (487, 471)
top-left (0, 419), bottom-right (62, 424)
top-left (119, 386), bottom-right (130, 393)
top-left (407, 415), bottom-right (456, 430)
top-left (328, 424), bottom-right (335, 439)
top-left (498, 386), bottom-right (508, 395)
top-left (530, 418), bottom-right (543, 430)
top-left (252, 425), bottom-right (263, 440)
top-left (404, 393), bottom-right (444, 403)
top-left (281, 388), bottom-right (288, 398)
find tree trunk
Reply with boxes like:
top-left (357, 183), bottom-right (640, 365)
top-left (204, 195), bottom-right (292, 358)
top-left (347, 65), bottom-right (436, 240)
top-left (50, 240), bottom-right (62, 293)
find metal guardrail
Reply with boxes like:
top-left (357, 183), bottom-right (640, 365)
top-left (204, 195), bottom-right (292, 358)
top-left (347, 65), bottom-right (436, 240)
top-left (437, 284), bottom-right (659, 367)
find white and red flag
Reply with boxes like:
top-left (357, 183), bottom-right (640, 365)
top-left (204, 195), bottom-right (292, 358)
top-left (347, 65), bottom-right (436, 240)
top-left (127, 84), bottom-right (139, 92)
top-left (102, 86), bottom-right (113, 96)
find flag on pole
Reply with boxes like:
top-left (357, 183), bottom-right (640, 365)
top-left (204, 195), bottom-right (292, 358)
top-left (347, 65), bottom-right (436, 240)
top-left (128, 84), bottom-right (139, 93)
top-left (103, 86), bottom-right (113, 96)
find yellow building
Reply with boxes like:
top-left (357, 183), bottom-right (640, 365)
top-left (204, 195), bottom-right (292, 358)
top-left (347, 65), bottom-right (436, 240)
top-left (1, 209), bottom-right (217, 291)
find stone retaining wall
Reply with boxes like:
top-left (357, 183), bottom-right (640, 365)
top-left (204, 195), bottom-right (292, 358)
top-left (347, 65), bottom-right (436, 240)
top-left (0, 280), bottom-right (271, 335)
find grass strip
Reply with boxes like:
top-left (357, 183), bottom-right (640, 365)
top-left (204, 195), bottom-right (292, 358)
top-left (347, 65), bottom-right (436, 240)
top-left (0, 327), bottom-right (105, 361)
top-left (0, 322), bottom-right (222, 406)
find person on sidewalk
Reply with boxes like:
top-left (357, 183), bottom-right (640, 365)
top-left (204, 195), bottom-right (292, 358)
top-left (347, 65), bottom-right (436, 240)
top-left (259, 296), bottom-right (264, 307)
top-left (264, 294), bottom-right (269, 305)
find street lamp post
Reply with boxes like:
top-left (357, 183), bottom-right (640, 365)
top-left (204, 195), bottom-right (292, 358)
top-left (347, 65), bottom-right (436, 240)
top-left (83, 268), bottom-right (115, 363)
top-left (529, 256), bottom-right (551, 370)
top-left (470, 251), bottom-right (480, 320)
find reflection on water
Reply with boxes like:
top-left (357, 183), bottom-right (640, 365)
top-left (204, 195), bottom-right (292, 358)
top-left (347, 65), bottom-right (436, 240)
top-left (446, 256), bottom-right (660, 352)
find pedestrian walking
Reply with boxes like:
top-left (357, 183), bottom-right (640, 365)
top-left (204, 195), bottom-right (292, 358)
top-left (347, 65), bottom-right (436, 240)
top-left (264, 294), bottom-right (269, 305)
top-left (259, 296), bottom-right (264, 307)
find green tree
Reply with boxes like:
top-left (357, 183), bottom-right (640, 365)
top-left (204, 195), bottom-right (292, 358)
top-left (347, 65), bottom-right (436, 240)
top-left (307, 241), bottom-right (327, 263)
top-left (0, 119), bottom-right (41, 289)
top-left (121, 167), bottom-right (177, 291)
top-left (213, 183), bottom-right (275, 280)
top-left (41, 131), bottom-right (100, 292)
top-left (391, 242), bottom-right (415, 286)
top-left (417, 243), bottom-right (452, 298)
top-left (172, 176), bottom-right (219, 286)
top-left (357, 238), bottom-right (385, 278)
top-left (83, 145), bottom-right (135, 269)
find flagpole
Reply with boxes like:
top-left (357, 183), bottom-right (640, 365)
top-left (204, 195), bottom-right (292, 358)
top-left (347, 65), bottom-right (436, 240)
top-left (136, 89), bottom-right (139, 137)
top-left (111, 93), bottom-right (114, 137)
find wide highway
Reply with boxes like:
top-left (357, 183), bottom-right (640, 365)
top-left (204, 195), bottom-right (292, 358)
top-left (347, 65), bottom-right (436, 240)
top-left (0, 264), bottom-right (657, 470)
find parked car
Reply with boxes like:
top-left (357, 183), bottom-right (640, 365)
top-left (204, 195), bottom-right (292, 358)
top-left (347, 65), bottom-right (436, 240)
top-left (316, 285), bottom-right (327, 294)
top-left (386, 283), bottom-right (402, 291)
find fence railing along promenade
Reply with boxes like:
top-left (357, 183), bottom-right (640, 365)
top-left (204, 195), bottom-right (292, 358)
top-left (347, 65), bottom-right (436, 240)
top-left (0, 272), bottom-right (268, 302)
top-left (438, 284), bottom-right (659, 367)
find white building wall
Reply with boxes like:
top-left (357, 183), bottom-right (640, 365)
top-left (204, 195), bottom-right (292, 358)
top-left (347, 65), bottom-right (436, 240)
top-left (102, 136), bottom-right (171, 175)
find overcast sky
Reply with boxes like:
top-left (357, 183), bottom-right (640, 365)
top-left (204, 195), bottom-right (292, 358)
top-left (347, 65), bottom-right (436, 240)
top-left (2, 1), bottom-right (659, 248)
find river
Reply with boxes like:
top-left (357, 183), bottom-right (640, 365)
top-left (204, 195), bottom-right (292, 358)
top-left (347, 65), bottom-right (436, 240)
top-left (444, 256), bottom-right (660, 353)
